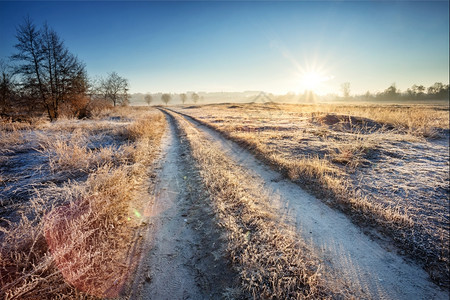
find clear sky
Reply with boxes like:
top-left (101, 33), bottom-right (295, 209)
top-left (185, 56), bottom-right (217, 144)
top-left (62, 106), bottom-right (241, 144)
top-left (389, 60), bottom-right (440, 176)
top-left (0, 1), bottom-right (448, 95)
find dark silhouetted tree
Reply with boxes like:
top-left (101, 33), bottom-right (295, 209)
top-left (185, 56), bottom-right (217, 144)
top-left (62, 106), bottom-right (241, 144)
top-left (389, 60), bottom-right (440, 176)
top-left (161, 93), bottom-right (171, 105)
top-left (100, 72), bottom-right (129, 107)
top-left (406, 87), bottom-right (415, 99)
top-left (416, 85), bottom-right (425, 97)
top-left (381, 83), bottom-right (400, 99)
top-left (144, 93), bottom-right (153, 106)
top-left (180, 93), bottom-right (187, 104)
top-left (12, 17), bottom-right (87, 120)
top-left (427, 82), bottom-right (443, 96)
top-left (0, 60), bottom-right (15, 117)
top-left (191, 92), bottom-right (199, 104)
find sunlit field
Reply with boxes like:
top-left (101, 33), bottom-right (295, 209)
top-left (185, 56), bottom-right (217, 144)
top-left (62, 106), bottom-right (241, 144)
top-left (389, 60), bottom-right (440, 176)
top-left (1, 102), bottom-right (449, 298)
top-left (1, 0), bottom-right (449, 298)
top-left (175, 102), bottom-right (450, 286)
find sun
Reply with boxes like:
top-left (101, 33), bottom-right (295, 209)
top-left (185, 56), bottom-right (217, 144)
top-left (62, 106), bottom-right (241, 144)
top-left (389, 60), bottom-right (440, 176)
top-left (301, 71), bottom-right (328, 93)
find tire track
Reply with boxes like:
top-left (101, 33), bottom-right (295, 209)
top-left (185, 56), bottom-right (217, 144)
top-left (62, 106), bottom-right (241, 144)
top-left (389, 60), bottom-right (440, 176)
top-left (129, 110), bottom-right (236, 299)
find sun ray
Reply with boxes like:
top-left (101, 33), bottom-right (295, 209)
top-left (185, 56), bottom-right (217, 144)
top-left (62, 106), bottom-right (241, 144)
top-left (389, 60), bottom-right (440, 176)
top-left (299, 69), bottom-right (333, 94)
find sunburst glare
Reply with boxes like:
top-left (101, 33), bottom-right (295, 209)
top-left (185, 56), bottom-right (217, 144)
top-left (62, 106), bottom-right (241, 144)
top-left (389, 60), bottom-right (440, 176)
top-left (298, 68), bottom-right (334, 94)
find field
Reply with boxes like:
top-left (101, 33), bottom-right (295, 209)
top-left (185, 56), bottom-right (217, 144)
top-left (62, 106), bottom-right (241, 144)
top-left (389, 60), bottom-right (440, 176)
top-left (175, 103), bottom-right (450, 286)
top-left (0, 103), bottom-right (448, 299)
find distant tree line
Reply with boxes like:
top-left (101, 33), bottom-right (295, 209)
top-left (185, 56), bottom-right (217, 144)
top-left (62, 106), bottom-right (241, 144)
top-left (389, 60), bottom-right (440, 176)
top-left (0, 17), bottom-right (129, 121)
top-left (136, 92), bottom-right (202, 106)
top-left (278, 82), bottom-right (449, 103)
top-left (344, 82), bottom-right (449, 101)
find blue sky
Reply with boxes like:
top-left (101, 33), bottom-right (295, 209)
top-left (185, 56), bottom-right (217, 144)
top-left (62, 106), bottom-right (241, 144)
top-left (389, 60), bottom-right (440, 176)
top-left (0, 1), bottom-right (448, 95)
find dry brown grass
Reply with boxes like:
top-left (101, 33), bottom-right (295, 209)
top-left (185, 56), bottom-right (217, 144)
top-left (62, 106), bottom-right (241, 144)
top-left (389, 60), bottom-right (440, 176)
top-left (277, 103), bottom-right (449, 133)
top-left (1, 117), bottom-right (49, 131)
top-left (0, 118), bottom-right (48, 153)
top-left (176, 102), bottom-right (449, 287)
top-left (0, 129), bottom-right (26, 152)
top-left (166, 109), bottom-right (351, 299)
top-left (31, 108), bottom-right (166, 175)
top-left (316, 105), bottom-right (448, 138)
top-left (0, 107), bottom-right (166, 299)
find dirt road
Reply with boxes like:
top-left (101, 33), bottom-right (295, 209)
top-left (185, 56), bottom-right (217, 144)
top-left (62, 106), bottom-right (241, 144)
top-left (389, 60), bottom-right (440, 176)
top-left (130, 108), bottom-right (447, 299)
top-left (129, 112), bottom-right (236, 299)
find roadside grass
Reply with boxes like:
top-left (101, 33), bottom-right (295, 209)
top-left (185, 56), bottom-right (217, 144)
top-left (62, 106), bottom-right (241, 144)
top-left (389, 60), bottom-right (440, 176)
top-left (0, 128), bottom-right (26, 153)
top-left (167, 109), bottom-right (353, 299)
top-left (177, 102), bottom-right (449, 287)
top-left (0, 108), bottom-right (166, 299)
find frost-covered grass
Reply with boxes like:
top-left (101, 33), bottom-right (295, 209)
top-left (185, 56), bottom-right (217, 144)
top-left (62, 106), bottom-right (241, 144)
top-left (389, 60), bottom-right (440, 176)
top-left (0, 107), bottom-right (166, 299)
top-left (177, 102), bottom-right (449, 287)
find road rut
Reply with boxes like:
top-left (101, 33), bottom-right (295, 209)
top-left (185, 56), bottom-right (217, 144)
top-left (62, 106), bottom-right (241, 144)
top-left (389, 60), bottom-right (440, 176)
top-left (130, 111), bottom-right (236, 299)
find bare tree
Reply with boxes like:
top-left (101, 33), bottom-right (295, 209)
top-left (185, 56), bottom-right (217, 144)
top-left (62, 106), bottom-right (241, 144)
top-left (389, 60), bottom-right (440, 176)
top-left (100, 72), bottom-right (129, 107)
top-left (416, 85), bottom-right (425, 96)
top-left (341, 82), bottom-right (350, 98)
top-left (383, 83), bottom-right (399, 99)
top-left (364, 90), bottom-right (372, 99)
top-left (87, 76), bottom-right (102, 100)
top-left (12, 17), bottom-right (87, 121)
top-left (180, 93), bottom-right (187, 104)
top-left (429, 82), bottom-right (449, 98)
top-left (144, 93), bottom-right (153, 106)
top-left (161, 93), bottom-right (171, 106)
top-left (0, 60), bottom-right (15, 117)
top-left (12, 17), bottom-right (43, 113)
top-left (191, 92), bottom-right (199, 104)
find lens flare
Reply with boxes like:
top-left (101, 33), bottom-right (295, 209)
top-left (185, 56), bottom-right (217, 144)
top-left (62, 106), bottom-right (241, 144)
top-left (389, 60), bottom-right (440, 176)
top-left (133, 208), bottom-right (142, 219)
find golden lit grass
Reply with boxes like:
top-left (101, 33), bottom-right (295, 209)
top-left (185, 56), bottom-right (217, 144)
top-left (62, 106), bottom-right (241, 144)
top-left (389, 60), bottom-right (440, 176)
top-left (0, 117), bottom-right (49, 131)
top-left (0, 120), bottom-right (44, 153)
top-left (314, 105), bottom-right (448, 138)
top-left (177, 103), bottom-right (449, 287)
top-left (0, 129), bottom-right (26, 153)
top-left (205, 102), bottom-right (448, 137)
top-left (0, 108), bottom-right (166, 299)
top-left (167, 109), bottom-right (349, 299)
top-left (271, 103), bottom-right (449, 132)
